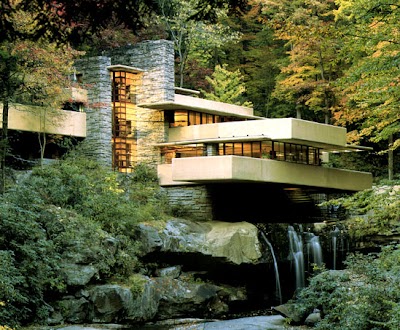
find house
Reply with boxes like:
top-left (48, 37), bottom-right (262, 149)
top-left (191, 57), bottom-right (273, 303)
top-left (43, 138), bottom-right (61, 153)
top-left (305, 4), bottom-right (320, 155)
top-left (2, 40), bottom-right (373, 221)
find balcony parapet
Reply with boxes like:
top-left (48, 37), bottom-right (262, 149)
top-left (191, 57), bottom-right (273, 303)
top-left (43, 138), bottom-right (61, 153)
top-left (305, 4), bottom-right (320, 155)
top-left (159, 155), bottom-right (373, 191)
top-left (0, 102), bottom-right (86, 137)
top-left (165, 118), bottom-right (362, 151)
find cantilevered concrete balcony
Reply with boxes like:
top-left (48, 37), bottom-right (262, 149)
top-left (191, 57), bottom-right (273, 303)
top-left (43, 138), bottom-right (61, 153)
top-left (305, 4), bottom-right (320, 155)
top-left (158, 156), bottom-right (373, 192)
top-left (139, 94), bottom-right (261, 120)
top-left (165, 118), bottom-right (358, 151)
top-left (0, 103), bottom-right (86, 137)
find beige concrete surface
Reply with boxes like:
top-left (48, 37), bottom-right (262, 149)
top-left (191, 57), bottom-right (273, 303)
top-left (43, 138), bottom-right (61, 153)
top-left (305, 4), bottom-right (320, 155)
top-left (159, 156), bottom-right (372, 191)
top-left (0, 103), bottom-right (87, 137)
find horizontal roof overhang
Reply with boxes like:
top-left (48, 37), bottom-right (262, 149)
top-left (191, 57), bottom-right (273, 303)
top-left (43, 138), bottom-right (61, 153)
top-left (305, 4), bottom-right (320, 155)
top-left (138, 94), bottom-right (262, 120)
top-left (175, 87), bottom-right (200, 96)
top-left (158, 156), bottom-right (373, 191)
top-left (107, 64), bottom-right (144, 73)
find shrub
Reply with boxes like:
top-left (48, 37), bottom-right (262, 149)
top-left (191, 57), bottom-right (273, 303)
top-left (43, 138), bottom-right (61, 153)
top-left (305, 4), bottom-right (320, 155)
top-left (0, 203), bottom-right (63, 325)
top-left (321, 181), bottom-right (400, 239)
top-left (293, 245), bottom-right (400, 329)
top-left (0, 157), bottom-right (169, 325)
top-left (127, 274), bottom-right (148, 297)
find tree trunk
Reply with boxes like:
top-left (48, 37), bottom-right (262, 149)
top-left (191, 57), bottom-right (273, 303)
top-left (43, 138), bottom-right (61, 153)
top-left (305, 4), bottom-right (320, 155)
top-left (388, 134), bottom-right (394, 181)
top-left (1, 98), bottom-right (9, 194)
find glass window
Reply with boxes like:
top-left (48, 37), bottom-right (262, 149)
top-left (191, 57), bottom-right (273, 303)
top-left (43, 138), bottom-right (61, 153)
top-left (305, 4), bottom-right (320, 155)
top-left (174, 111), bottom-right (188, 127)
top-left (224, 143), bottom-right (234, 155)
top-left (234, 143), bottom-right (243, 156)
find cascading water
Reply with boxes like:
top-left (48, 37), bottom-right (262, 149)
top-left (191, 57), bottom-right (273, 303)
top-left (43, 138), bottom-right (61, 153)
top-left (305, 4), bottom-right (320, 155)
top-left (288, 226), bottom-right (324, 291)
top-left (288, 226), bottom-right (305, 290)
top-left (260, 231), bottom-right (282, 304)
top-left (308, 233), bottom-right (323, 267)
top-left (331, 227), bottom-right (340, 270)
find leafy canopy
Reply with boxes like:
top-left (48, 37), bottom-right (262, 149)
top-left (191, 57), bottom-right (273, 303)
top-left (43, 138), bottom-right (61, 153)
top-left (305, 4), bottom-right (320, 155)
top-left (333, 0), bottom-right (400, 150)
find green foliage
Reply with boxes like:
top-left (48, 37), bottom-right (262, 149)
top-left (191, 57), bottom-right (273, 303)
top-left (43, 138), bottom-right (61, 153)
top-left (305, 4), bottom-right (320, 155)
top-left (201, 64), bottom-right (252, 106)
top-left (0, 156), bottom-right (169, 325)
top-left (264, 0), bottom-right (340, 122)
top-left (127, 274), bottom-right (148, 298)
top-left (0, 202), bottom-right (63, 325)
top-left (293, 246), bottom-right (400, 329)
top-left (333, 0), bottom-right (400, 151)
top-left (157, 0), bottom-right (241, 87)
top-left (322, 182), bottom-right (400, 239)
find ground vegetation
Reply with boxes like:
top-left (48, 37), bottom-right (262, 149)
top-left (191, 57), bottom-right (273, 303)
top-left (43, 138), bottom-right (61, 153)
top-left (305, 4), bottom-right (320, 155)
top-left (0, 155), bottom-right (169, 326)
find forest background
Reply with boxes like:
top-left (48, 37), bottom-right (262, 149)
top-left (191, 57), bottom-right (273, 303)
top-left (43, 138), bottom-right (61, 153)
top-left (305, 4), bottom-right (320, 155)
top-left (1, 0), bottom-right (399, 181)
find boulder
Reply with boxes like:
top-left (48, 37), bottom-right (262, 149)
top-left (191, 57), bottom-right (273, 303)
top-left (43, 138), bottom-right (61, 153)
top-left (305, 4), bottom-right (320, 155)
top-left (154, 277), bottom-right (222, 320)
top-left (88, 277), bottom-right (160, 323)
top-left (305, 311), bottom-right (321, 326)
top-left (272, 303), bottom-right (309, 325)
top-left (58, 297), bottom-right (89, 323)
top-left (134, 223), bottom-right (163, 255)
top-left (155, 265), bottom-right (182, 278)
top-left (62, 263), bottom-right (98, 286)
top-left (126, 276), bottom-right (160, 321)
top-left (51, 272), bottom-right (251, 324)
top-left (89, 285), bottom-right (131, 323)
top-left (136, 219), bottom-right (263, 265)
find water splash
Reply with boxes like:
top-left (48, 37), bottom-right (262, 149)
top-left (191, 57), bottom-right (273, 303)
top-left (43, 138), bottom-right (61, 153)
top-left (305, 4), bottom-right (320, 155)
top-left (260, 231), bottom-right (282, 304)
top-left (288, 226), bottom-right (305, 290)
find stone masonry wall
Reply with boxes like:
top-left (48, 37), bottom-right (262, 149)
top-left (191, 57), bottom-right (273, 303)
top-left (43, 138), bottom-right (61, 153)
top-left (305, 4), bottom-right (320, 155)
top-left (109, 40), bottom-right (175, 166)
top-left (75, 56), bottom-right (112, 167)
top-left (162, 185), bottom-right (214, 221)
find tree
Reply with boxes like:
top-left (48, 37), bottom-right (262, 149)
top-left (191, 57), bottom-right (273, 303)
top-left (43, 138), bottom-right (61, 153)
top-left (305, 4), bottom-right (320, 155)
top-left (1, 0), bottom-right (248, 46)
top-left (0, 43), bottom-right (21, 194)
top-left (264, 0), bottom-right (341, 123)
top-left (333, 0), bottom-right (400, 179)
top-left (0, 6), bottom-right (79, 192)
top-left (220, 1), bottom-right (286, 117)
top-left (201, 64), bottom-right (252, 106)
top-left (157, 0), bottom-right (241, 87)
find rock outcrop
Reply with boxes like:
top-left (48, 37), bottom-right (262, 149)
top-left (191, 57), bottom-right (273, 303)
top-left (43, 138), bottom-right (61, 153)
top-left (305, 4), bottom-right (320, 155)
top-left (50, 219), bottom-right (265, 325)
top-left (51, 273), bottom-right (248, 324)
top-left (135, 219), bottom-right (263, 265)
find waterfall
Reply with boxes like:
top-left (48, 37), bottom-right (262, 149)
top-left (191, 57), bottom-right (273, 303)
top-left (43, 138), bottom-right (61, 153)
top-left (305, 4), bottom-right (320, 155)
top-left (331, 227), bottom-right (340, 270)
top-left (288, 226), bottom-right (305, 290)
top-left (308, 233), bottom-right (323, 267)
top-left (260, 232), bottom-right (282, 304)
